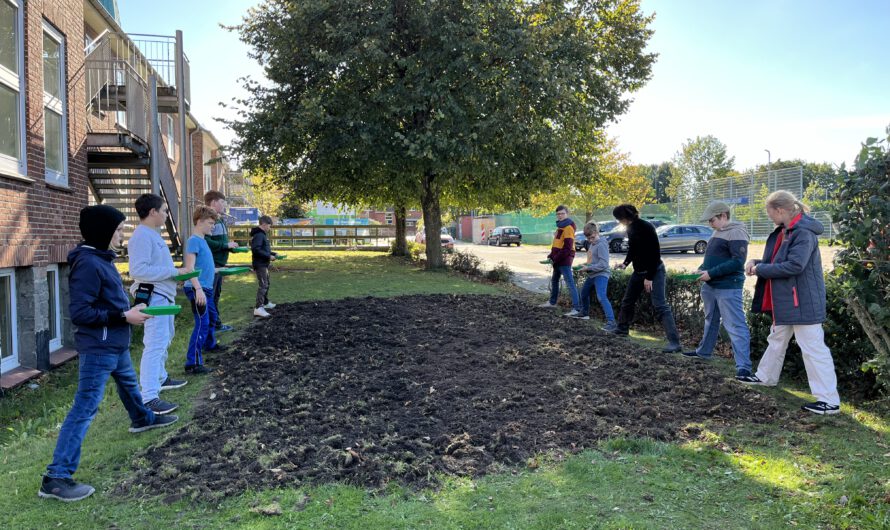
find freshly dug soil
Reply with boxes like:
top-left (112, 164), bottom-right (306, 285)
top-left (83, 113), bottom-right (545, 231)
top-left (123, 294), bottom-right (784, 500)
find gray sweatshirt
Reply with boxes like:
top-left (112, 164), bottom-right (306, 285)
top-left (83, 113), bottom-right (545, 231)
top-left (584, 237), bottom-right (611, 278)
top-left (128, 224), bottom-right (178, 302)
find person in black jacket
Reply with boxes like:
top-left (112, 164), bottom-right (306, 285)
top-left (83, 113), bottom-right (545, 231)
top-left (250, 215), bottom-right (278, 318)
top-left (611, 204), bottom-right (682, 353)
top-left (39, 206), bottom-right (178, 503)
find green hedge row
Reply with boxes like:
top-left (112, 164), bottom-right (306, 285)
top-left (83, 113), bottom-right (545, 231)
top-left (563, 269), bottom-right (880, 398)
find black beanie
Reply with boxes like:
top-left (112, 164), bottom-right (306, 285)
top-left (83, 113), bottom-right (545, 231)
top-left (79, 205), bottom-right (126, 250)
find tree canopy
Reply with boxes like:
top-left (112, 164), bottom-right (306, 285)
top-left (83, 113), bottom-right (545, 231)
top-left (669, 135), bottom-right (735, 202)
top-left (226, 0), bottom-right (656, 267)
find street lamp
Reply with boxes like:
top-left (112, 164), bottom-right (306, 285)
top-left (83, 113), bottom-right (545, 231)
top-left (764, 149), bottom-right (772, 189)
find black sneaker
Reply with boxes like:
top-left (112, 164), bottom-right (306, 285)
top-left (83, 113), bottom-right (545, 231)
top-left (681, 351), bottom-right (711, 360)
top-left (801, 401), bottom-right (840, 415)
top-left (38, 476), bottom-right (95, 502)
top-left (129, 413), bottom-right (179, 433)
top-left (216, 324), bottom-right (234, 333)
top-left (144, 398), bottom-right (178, 415)
top-left (184, 364), bottom-right (211, 375)
top-left (206, 343), bottom-right (229, 352)
top-left (160, 377), bottom-right (188, 390)
top-left (661, 345), bottom-right (682, 354)
top-left (610, 327), bottom-right (629, 337)
top-left (737, 374), bottom-right (763, 384)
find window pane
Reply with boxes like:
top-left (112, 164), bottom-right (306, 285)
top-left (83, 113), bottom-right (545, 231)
top-left (47, 270), bottom-right (59, 341)
top-left (0, 83), bottom-right (19, 159)
top-left (45, 109), bottom-right (63, 173)
top-left (43, 33), bottom-right (61, 98)
top-left (0, 276), bottom-right (11, 361)
top-left (0, 1), bottom-right (16, 74)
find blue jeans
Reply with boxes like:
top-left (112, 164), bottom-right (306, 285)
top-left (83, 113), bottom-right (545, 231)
top-left (212, 272), bottom-right (224, 328)
top-left (617, 263), bottom-right (681, 347)
top-left (696, 283), bottom-right (752, 374)
top-left (550, 264), bottom-right (581, 311)
top-left (46, 351), bottom-right (153, 479)
top-left (580, 275), bottom-right (615, 321)
top-left (184, 286), bottom-right (218, 367)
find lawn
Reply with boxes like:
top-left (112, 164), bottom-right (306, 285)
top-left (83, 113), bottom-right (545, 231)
top-left (1, 251), bottom-right (887, 529)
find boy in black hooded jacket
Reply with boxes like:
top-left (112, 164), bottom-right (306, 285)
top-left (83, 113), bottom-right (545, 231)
top-left (39, 205), bottom-right (178, 502)
top-left (250, 215), bottom-right (278, 318)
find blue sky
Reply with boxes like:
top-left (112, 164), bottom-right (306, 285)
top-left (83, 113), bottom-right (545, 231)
top-left (120, 0), bottom-right (890, 170)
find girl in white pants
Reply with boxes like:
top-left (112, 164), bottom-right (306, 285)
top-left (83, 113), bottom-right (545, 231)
top-left (744, 190), bottom-right (840, 415)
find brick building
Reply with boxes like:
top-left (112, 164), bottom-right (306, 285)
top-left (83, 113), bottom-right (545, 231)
top-left (1, 0), bottom-right (230, 385)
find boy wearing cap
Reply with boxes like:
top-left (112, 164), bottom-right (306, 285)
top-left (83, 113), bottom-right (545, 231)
top-left (683, 201), bottom-right (755, 382)
top-left (39, 206), bottom-right (178, 502)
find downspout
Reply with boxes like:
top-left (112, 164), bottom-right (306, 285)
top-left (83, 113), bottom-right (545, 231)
top-left (190, 126), bottom-right (202, 201)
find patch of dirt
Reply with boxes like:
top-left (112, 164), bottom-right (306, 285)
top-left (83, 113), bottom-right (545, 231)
top-left (121, 294), bottom-right (785, 500)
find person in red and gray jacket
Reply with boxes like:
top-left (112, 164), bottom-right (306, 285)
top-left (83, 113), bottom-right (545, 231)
top-left (538, 205), bottom-right (581, 316)
top-left (743, 190), bottom-right (840, 415)
top-left (611, 204), bottom-right (682, 353)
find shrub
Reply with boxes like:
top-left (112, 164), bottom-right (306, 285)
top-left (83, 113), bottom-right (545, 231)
top-left (448, 250), bottom-right (483, 276)
top-left (486, 262), bottom-right (514, 283)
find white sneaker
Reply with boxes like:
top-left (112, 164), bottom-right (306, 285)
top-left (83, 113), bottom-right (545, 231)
top-left (538, 302), bottom-right (558, 308)
top-left (563, 310), bottom-right (580, 317)
top-left (263, 302), bottom-right (276, 309)
top-left (253, 307), bottom-right (271, 318)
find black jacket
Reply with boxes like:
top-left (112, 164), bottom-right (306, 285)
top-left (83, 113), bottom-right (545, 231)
top-left (622, 218), bottom-right (663, 280)
top-left (250, 226), bottom-right (276, 267)
top-left (68, 244), bottom-right (131, 354)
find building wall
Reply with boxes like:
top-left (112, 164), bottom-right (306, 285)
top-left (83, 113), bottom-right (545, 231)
top-left (1, 0), bottom-right (88, 373)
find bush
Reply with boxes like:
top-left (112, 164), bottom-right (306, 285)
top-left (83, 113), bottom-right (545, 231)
top-left (448, 250), bottom-right (483, 276)
top-left (486, 262), bottom-right (514, 283)
top-left (390, 240), bottom-right (426, 264)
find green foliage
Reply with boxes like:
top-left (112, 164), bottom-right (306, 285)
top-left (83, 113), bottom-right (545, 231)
top-left (831, 126), bottom-right (890, 391)
top-left (485, 262), bottom-right (514, 283)
top-left (448, 250), bottom-right (483, 277)
top-left (669, 135), bottom-right (735, 202)
top-left (748, 273), bottom-right (880, 398)
top-left (227, 0), bottom-right (656, 268)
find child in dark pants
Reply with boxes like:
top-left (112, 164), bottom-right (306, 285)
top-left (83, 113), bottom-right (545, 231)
top-left (183, 206), bottom-right (222, 375)
top-left (250, 215), bottom-right (278, 318)
top-left (39, 205), bottom-right (178, 502)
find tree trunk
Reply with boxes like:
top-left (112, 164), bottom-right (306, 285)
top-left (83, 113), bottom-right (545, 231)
top-left (392, 204), bottom-right (408, 256)
top-left (585, 210), bottom-right (593, 223)
top-left (420, 170), bottom-right (444, 269)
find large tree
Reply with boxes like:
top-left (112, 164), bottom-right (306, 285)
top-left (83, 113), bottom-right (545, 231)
top-left (669, 135), bottom-right (735, 203)
top-left (227, 0), bottom-right (655, 268)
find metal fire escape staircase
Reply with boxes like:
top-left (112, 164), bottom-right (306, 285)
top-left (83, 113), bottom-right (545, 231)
top-left (84, 31), bottom-right (190, 252)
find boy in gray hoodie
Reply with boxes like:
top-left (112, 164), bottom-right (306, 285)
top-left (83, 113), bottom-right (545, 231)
top-left (682, 202), bottom-right (755, 382)
top-left (573, 221), bottom-right (616, 330)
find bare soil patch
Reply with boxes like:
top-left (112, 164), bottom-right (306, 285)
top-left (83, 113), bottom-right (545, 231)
top-left (122, 294), bottom-right (785, 501)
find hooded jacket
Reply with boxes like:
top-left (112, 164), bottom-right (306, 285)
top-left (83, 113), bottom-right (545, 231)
top-left (205, 217), bottom-right (231, 267)
top-left (250, 226), bottom-right (277, 267)
top-left (68, 245), bottom-right (132, 354)
top-left (751, 214), bottom-right (826, 325)
top-left (547, 218), bottom-right (576, 267)
top-left (699, 221), bottom-right (749, 289)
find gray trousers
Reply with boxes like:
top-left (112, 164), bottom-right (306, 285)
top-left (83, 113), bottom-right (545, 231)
top-left (255, 266), bottom-right (270, 308)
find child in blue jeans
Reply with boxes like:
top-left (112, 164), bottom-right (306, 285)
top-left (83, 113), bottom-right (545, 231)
top-left (182, 206), bottom-right (222, 374)
top-left (39, 205), bottom-right (178, 502)
top-left (574, 221), bottom-right (616, 331)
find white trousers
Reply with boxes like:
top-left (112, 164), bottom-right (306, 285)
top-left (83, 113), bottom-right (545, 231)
top-left (755, 323), bottom-right (840, 406)
top-left (139, 292), bottom-right (175, 402)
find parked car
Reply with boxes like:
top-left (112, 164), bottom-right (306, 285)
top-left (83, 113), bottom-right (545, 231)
top-left (415, 227), bottom-right (455, 252)
top-left (575, 220), bottom-right (619, 251)
top-left (602, 219), bottom-right (667, 253)
top-left (488, 226), bottom-right (522, 246)
top-left (620, 224), bottom-right (713, 254)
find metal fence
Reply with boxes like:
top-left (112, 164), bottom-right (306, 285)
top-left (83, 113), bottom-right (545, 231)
top-left (662, 166), bottom-right (805, 240)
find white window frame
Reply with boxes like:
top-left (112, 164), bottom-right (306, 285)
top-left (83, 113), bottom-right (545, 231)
top-left (42, 21), bottom-right (68, 187)
top-left (203, 164), bottom-right (212, 193)
top-left (0, 268), bottom-right (19, 373)
top-left (166, 115), bottom-right (175, 156)
top-left (385, 212), bottom-right (394, 224)
top-left (46, 265), bottom-right (62, 351)
top-left (0, 0), bottom-right (27, 179)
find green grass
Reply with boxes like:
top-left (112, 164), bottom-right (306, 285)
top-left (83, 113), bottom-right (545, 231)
top-left (2, 251), bottom-right (888, 529)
